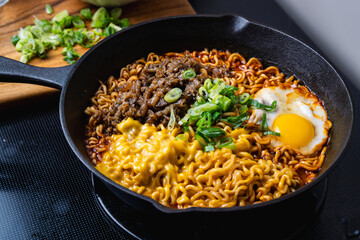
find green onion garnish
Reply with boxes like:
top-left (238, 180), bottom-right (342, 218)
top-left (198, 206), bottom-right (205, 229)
top-left (168, 106), bottom-right (176, 130)
top-left (260, 113), bottom-right (267, 131)
top-left (187, 103), bottom-right (217, 116)
top-left (164, 88), bottom-right (182, 103)
top-left (80, 8), bottom-right (92, 20)
top-left (72, 15), bottom-right (85, 29)
top-left (110, 8), bottom-right (123, 19)
top-left (239, 93), bottom-right (250, 104)
top-left (45, 4), bottom-right (54, 15)
top-left (263, 130), bottom-right (281, 136)
top-left (175, 134), bottom-right (186, 140)
top-left (248, 99), bottom-right (277, 112)
top-left (183, 69), bottom-right (196, 79)
top-left (204, 78), bottom-right (213, 90)
top-left (62, 45), bottom-right (80, 64)
top-left (11, 35), bottom-right (20, 46)
top-left (205, 145), bottom-right (215, 152)
top-left (198, 86), bottom-right (208, 100)
top-left (198, 127), bottom-right (226, 138)
top-left (52, 10), bottom-right (69, 24)
top-left (216, 137), bottom-right (235, 150)
top-left (91, 7), bottom-right (109, 28)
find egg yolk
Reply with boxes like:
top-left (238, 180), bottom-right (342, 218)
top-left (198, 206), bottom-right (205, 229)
top-left (272, 113), bottom-right (314, 148)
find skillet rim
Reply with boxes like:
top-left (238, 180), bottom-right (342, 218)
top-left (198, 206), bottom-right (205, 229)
top-left (59, 14), bottom-right (355, 214)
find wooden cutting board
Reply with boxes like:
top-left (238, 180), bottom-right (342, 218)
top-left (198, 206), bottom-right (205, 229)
top-left (0, 0), bottom-right (195, 108)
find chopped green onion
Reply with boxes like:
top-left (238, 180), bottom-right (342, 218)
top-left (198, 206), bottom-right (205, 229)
top-left (195, 131), bottom-right (210, 146)
top-left (264, 100), bottom-right (277, 112)
top-left (52, 10), bottom-right (69, 24)
top-left (179, 114), bottom-right (190, 125)
top-left (263, 130), bottom-right (280, 136)
top-left (72, 15), bottom-right (85, 29)
top-left (260, 113), bottom-right (267, 131)
top-left (183, 69), bottom-right (196, 79)
top-left (164, 88), bottom-right (182, 103)
top-left (205, 145), bottom-right (215, 152)
top-left (91, 7), bottom-right (109, 28)
top-left (218, 95), bottom-right (231, 112)
top-left (110, 8), bottom-right (122, 19)
top-left (168, 106), bottom-right (176, 130)
top-left (34, 19), bottom-right (52, 33)
top-left (196, 112), bottom-right (212, 130)
top-left (11, 35), bottom-right (20, 46)
top-left (204, 78), bottom-right (213, 90)
top-left (216, 137), bottom-right (235, 150)
top-left (213, 78), bottom-right (221, 84)
top-left (175, 134), bottom-right (186, 140)
top-left (208, 81), bottom-right (226, 99)
top-left (93, 28), bottom-right (103, 35)
top-left (196, 96), bottom-right (206, 104)
top-left (18, 28), bottom-right (33, 40)
top-left (187, 103), bottom-right (217, 116)
top-left (30, 26), bottom-right (44, 39)
top-left (239, 93), bottom-right (250, 104)
top-left (80, 8), bottom-right (92, 20)
top-left (198, 127), bottom-right (226, 138)
top-left (248, 99), bottom-right (277, 112)
top-left (45, 4), bottom-right (54, 15)
top-left (198, 86), bottom-right (208, 100)
top-left (62, 45), bottom-right (80, 64)
top-left (211, 112), bottom-right (222, 122)
top-left (119, 18), bottom-right (130, 28)
top-left (220, 85), bottom-right (239, 97)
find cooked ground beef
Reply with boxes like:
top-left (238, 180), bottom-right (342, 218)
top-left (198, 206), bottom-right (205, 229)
top-left (94, 54), bottom-right (229, 133)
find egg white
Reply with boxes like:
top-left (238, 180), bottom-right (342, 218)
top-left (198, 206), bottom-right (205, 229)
top-left (249, 85), bottom-right (331, 155)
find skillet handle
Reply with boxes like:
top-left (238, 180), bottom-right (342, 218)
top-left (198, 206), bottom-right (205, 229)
top-left (0, 56), bottom-right (74, 90)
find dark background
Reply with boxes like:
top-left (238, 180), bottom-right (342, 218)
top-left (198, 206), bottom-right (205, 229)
top-left (1, 1), bottom-right (359, 239)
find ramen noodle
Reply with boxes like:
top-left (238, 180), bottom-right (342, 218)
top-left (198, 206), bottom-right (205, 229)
top-left (84, 49), bottom-right (332, 208)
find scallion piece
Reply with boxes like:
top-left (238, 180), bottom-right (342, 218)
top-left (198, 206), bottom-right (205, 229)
top-left (11, 35), bottom-right (20, 46)
top-left (195, 131), bottom-right (210, 146)
top-left (198, 127), bottom-right (226, 138)
top-left (91, 7), bottom-right (109, 28)
top-left (62, 45), bottom-right (80, 64)
top-left (80, 8), bottom-right (92, 20)
top-left (110, 8), bottom-right (122, 19)
top-left (204, 78), bottom-right (213, 90)
top-left (260, 113), bottom-right (267, 131)
top-left (179, 114), bottom-right (190, 125)
top-left (187, 103), bottom-right (217, 116)
top-left (198, 86), bottom-right (208, 100)
top-left (239, 93), bottom-right (250, 104)
top-left (175, 134), bottom-right (186, 140)
top-left (52, 10), bottom-right (69, 24)
top-left (168, 106), bottom-right (176, 130)
top-left (208, 81), bottom-right (226, 99)
top-left (72, 15), bottom-right (85, 29)
top-left (45, 4), bottom-right (54, 15)
top-left (205, 145), bottom-right (215, 152)
top-left (216, 137), bottom-right (235, 150)
top-left (183, 69), bottom-right (196, 79)
top-left (164, 88), bottom-right (182, 103)
top-left (263, 130), bottom-right (280, 137)
top-left (119, 18), bottom-right (130, 28)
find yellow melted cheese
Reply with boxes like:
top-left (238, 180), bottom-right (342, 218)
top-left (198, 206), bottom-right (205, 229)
top-left (96, 118), bottom-right (298, 208)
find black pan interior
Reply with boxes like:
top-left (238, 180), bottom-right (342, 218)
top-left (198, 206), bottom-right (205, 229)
top-left (60, 15), bottom-right (353, 213)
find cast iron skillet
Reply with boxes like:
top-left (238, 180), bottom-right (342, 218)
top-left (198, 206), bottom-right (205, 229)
top-left (0, 14), bottom-right (354, 224)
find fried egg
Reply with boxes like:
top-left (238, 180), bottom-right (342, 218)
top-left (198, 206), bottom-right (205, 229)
top-left (249, 85), bottom-right (331, 155)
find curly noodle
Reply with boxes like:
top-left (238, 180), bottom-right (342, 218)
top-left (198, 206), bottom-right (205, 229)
top-left (84, 49), bottom-right (330, 208)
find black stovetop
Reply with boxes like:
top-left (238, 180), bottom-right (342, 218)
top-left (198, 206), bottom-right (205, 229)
top-left (1, 1), bottom-right (359, 239)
